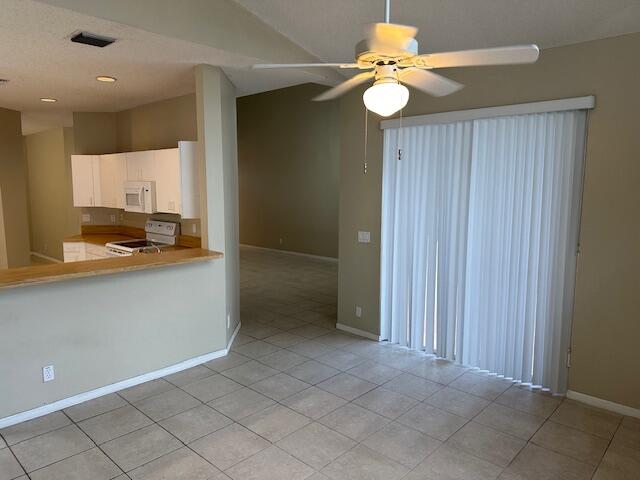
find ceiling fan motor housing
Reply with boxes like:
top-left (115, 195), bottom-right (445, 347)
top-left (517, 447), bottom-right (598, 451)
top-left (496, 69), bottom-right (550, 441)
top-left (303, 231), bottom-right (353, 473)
top-left (373, 64), bottom-right (402, 85)
top-left (354, 38), bottom-right (419, 67)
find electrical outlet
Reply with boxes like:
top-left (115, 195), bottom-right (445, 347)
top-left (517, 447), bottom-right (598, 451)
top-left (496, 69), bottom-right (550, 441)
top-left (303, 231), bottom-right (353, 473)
top-left (192, 224), bottom-right (197, 234)
top-left (42, 365), bottom-right (55, 382)
top-left (81, 213), bottom-right (91, 223)
top-left (279, 238), bottom-right (283, 245)
top-left (355, 306), bottom-right (363, 318)
top-left (357, 231), bottom-right (371, 243)
top-left (110, 214), bottom-right (116, 223)
top-left (43, 243), bottom-right (48, 253)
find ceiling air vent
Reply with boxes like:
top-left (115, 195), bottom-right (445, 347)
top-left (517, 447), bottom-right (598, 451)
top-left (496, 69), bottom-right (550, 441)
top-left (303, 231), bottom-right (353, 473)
top-left (71, 32), bottom-right (115, 48)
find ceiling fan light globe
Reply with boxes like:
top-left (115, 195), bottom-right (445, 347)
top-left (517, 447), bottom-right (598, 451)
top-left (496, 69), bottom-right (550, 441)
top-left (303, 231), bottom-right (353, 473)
top-left (363, 82), bottom-right (409, 117)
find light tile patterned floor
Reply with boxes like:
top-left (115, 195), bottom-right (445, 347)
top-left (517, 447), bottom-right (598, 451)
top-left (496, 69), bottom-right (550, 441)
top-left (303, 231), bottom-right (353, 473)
top-left (1, 247), bottom-right (639, 479)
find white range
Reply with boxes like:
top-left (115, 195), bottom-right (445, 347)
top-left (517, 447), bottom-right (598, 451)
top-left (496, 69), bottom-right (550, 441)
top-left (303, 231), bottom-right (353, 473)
top-left (105, 220), bottom-right (179, 257)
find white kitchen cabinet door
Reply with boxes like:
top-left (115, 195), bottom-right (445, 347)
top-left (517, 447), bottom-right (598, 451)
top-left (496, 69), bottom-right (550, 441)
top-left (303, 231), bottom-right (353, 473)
top-left (63, 242), bottom-right (86, 262)
top-left (126, 150), bottom-right (155, 181)
top-left (71, 155), bottom-right (101, 207)
top-left (99, 153), bottom-right (126, 208)
top-left (85, 243), bottom-right (108, 258)
top-left (63, 251), bottom-right (84, 262)
top-left (153, 148), bottom-right (181, 213)
top-left (148, 143), bottom-right (199, 216)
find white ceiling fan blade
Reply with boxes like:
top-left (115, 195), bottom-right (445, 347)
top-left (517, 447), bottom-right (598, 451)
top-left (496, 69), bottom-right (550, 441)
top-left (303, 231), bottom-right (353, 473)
top-left (313, 71), bottom-right (375, 101)
top-left (399, 67), bottom-right (463, 97)
top-left (417, 45), bottom-right (539, 69)
top-left (366, 22), bottom-right (418, 55)
top-left (253, 63), bottom-right (360, 69)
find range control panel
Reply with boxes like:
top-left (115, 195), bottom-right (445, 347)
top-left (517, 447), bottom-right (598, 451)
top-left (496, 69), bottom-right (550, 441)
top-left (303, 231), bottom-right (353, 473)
top-left (145, 220), bottom-right (180, 236)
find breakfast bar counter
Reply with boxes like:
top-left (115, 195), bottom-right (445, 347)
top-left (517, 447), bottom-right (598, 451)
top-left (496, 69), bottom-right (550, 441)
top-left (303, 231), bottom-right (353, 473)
top-left (0, 248), bottom-right (223, 290)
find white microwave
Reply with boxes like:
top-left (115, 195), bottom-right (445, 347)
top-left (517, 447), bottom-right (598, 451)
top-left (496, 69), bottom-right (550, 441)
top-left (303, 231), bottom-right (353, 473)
top-left (123, 181), bottom-right (156, 213)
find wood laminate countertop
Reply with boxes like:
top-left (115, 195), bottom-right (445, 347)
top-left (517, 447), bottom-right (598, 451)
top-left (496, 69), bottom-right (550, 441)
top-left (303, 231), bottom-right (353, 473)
top-left (64, 233), bottom-right (138, 245)
top-left (0, 248), bottom-right (223, 290)
top-left (64, 227), bottom-right (202, 249)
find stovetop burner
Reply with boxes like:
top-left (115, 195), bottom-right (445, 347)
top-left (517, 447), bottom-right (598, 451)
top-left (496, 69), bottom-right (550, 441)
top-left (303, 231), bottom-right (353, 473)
top-left (111, 239), bottom-right (163, 249)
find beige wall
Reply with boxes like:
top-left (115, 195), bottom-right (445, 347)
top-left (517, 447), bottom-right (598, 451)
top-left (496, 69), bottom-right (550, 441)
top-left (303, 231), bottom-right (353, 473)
top-left (116, 94), bottom-right (197, 151)
top-left (0, 107), bottom-right (30, 267)
top-left (237, 84), bottom-right (340, 258)
top-left (25, 128), bottom-right (79, 261)
top-left (0, 188), bottom-right (7, 269)
top-left (72, 112), bottom-right (118, 155)
top-left (0, 261), bottom-right (226, 419)
top-left (338, 33), bottom-right (640, 409)
top-left (74, 95), bottom-right (197, 155)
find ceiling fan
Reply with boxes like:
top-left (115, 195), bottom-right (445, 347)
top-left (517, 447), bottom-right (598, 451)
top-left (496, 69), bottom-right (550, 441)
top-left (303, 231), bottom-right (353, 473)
top-left (253, 0), bottom-right (540, 117)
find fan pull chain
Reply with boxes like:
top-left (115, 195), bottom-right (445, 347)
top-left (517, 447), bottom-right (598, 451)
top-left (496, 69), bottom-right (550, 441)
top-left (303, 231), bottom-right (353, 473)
top-left (398, 107), bottom-right (403, 161)
top-left (363, 105), bottom-right (369, 175)
top-left (395, 68), bottom-right (403, 161)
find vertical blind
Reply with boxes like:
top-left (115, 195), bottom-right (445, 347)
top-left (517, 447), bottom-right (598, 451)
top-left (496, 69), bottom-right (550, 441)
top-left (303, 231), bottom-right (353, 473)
top-left (380, 109), bottom-right (587, 393)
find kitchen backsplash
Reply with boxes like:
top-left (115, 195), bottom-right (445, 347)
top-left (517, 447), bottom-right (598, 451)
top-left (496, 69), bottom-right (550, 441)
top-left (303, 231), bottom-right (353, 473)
top-left (80, 207), bottom-right (201, 236)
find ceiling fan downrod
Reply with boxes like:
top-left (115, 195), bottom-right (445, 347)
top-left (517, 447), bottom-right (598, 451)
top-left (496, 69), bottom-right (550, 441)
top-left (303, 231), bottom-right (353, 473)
top-left (384, 0), bottom-right (391, 23)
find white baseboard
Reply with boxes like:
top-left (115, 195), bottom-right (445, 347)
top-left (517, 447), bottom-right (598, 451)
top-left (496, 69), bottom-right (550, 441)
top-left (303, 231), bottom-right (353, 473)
top-left (30, 251), bottom-right (63, 264)
top-left (0, 346), bottom-right (229, 429)
top-left (567, 390), bottom-right (640, 419)
top-left (240, 243), bottom-right (338, 263)
top-left (227, 321), bottom-right (241, 350)
top-left (336, 323), bottom-right (381, 341)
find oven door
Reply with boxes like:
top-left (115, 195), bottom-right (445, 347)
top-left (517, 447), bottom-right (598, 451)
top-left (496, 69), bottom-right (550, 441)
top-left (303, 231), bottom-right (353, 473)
top-left (124, 183), bottom-right (145, 213)
top-left (106, 247), bottom-right (132, 257)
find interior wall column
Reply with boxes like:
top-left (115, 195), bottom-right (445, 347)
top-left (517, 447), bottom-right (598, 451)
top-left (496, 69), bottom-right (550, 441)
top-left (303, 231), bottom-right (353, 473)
top-left (0, 187), bottom-right (8, 269)
top-left (0, 107), bottom-right (31, 267)
top-left (195, 64), bottom-right (240, 342)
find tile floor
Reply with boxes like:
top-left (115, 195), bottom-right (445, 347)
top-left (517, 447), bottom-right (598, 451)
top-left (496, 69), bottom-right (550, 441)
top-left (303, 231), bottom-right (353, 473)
top-left (1, 246), bottom-right (639, 479)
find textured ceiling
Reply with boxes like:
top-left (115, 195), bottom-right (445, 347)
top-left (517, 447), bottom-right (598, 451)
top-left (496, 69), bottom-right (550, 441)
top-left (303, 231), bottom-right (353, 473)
top-left (5, 0), bottom-right (640, 135)
top-left (0, 0), bottom-right (330, 134)
top-left (234, 0), bottom-right (640, 63)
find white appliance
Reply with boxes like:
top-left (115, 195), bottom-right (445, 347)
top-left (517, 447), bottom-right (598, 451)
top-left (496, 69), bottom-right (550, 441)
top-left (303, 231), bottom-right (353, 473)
top-left (105, 220), bottom-right (180, 257)
top-left (124, 180), bottom-right (156, 213)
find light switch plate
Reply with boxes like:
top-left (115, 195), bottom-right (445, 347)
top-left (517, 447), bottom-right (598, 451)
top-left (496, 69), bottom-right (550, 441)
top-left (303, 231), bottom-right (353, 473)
top-left (81, 213), bottom-right (91, 223)
top-left (357, 231), bottom-right (371, 243)
top-left (355, 306), bottom-right (363, 318)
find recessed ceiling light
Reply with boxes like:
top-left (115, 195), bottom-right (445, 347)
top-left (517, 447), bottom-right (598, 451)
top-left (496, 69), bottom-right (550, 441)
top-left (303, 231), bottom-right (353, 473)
top-left (40, 97), bottom-right (57, 103)
top-left (96, 75), bottom-right (117, 83)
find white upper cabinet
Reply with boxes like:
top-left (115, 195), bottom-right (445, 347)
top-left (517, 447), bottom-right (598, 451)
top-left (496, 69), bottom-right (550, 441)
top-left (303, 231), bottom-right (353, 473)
top-left (71, 155), bottom-right (101, 207)
top-left (71, 142), bottom-right (199, 217)
top-left (125, 150), bottom-right (155, 182)
top-left (153, 148), bottom-right (181, 214)
top-left (151, 142), bottom-right (199, 217)
top-left (99, 153), bottom-right (126, 209)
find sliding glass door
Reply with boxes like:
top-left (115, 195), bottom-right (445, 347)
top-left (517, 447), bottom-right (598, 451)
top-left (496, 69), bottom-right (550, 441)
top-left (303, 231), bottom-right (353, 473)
top-left (380, 108), bottom-right (587, 393)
